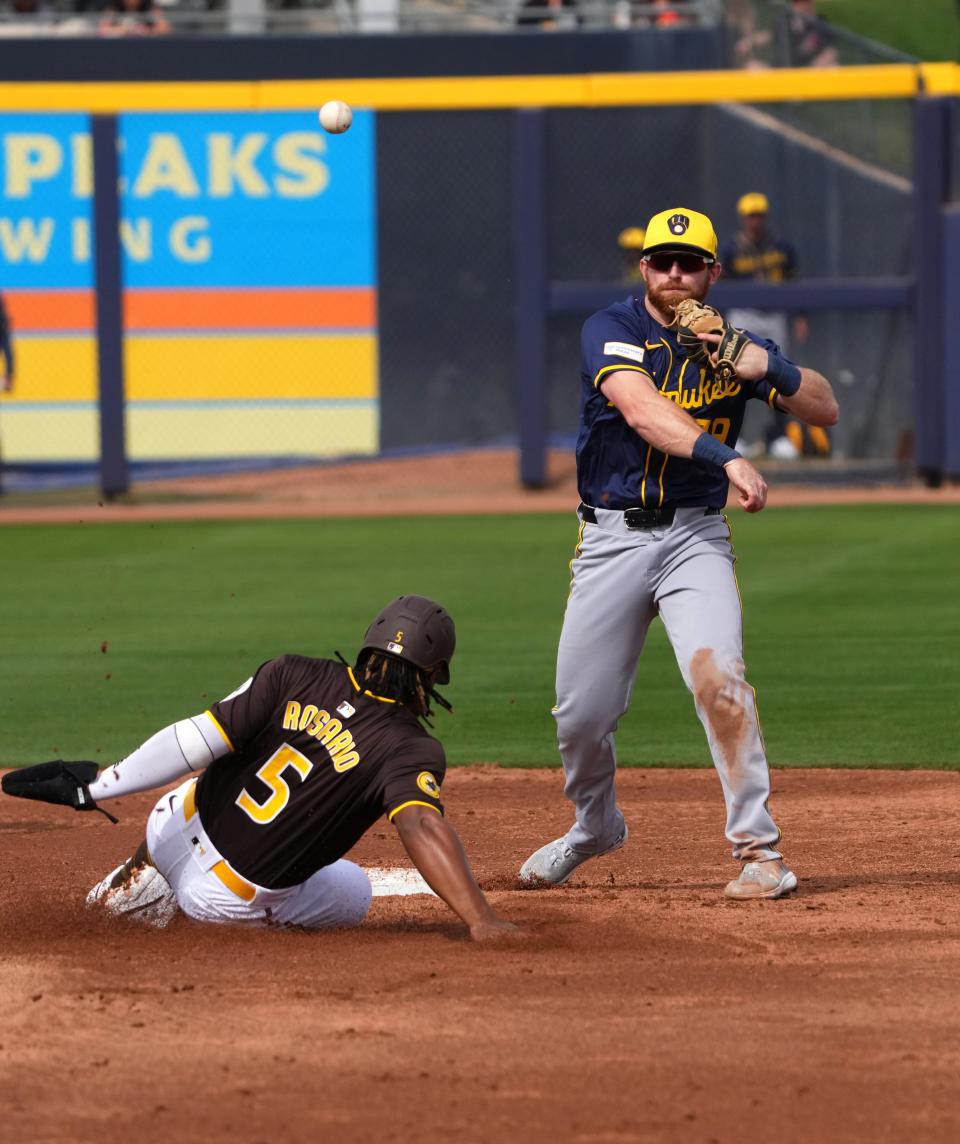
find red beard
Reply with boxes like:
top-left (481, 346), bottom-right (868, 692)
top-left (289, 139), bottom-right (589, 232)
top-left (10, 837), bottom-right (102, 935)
top-left (646, 278), bottom-right (709, 321)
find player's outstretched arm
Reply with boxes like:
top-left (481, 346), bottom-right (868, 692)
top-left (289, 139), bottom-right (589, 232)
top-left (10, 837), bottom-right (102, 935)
top-left (86, 712), bottom-right (231, 802)
top-left (1, 713), bottom-right (232, 821)
top-left (393, 805), bottom-right (523, 943)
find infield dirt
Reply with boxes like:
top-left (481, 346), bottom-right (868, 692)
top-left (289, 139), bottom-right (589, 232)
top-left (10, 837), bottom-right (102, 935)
top-left (2, 765), bottom-right (959, 1143)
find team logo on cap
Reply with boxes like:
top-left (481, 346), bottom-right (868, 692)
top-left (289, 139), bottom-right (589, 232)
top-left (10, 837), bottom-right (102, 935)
top-left (668, 213), bottom-right (690, 235)
top-left (417, 772), bottom-right (441, 799)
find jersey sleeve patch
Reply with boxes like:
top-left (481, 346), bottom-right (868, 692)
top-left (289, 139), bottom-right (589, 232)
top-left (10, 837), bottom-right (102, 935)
top-left (416, 771), bottom-right (442, 799)
top-left (381, 740), bottom-right (447, 821)
top-left (603, 341), bottom-right (645, 364)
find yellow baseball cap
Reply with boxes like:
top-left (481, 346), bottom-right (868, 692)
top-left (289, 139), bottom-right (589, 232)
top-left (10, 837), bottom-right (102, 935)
top-left (617, 227), bottom-right (647, 250)
top-left (641, 208), bottom-right (718, 261)
top-left (737, 191), bottom-right (769, 216)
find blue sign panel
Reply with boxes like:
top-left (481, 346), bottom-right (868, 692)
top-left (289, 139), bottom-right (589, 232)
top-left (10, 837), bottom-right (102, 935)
top-left (118, 111), bottom-right (376, 288)
top-left (0, 110), bottom-right (376, 290)
top-left (0, 113), bottom-right (94, 289)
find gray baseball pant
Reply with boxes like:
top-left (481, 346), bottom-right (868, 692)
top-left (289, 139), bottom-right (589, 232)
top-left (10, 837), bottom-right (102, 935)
top-left (554, 506), bottom-right (783, 862)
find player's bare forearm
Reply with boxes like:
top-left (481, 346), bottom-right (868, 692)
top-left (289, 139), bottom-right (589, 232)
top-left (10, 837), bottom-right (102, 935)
top-left (393, 805), bottom-right (520, 941)
top-left (776, 368), bottom-right (838, 427)
top-left (602, 371), bottom-right (706, 458)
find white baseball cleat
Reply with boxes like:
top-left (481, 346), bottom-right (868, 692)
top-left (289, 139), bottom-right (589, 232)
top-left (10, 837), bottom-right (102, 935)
top-left (724, 858), bottom-right (798, 901)
top-left (86, 861), bottom-right (178, 928)
top-left (519, 825), bottom-right (628, 887)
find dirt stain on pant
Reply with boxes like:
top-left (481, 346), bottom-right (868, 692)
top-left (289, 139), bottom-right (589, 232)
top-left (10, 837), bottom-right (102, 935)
top-left (690, 648), bottom-right (750, 779)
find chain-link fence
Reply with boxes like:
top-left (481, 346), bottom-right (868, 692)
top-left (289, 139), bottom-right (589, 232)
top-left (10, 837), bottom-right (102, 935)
top-left (1, 76), bottom-right (952, 488)
top-left (720, 0), bottom-right (915, 71)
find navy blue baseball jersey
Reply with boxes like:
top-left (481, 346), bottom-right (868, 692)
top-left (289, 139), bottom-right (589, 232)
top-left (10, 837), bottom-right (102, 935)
top-left (719, 234), bottom-right (798, 283)
top-left (577, 295), bottom-right (795, 509)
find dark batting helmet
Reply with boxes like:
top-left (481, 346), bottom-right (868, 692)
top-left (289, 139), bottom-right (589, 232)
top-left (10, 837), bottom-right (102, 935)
top-left (360, 595), bottom-right (456, 685)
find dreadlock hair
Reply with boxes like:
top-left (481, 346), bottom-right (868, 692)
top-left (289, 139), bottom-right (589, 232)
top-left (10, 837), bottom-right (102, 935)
top-left (349, 649), bottom-right (452, 725)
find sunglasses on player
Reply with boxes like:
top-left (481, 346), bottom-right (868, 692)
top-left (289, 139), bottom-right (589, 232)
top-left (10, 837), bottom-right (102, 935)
top-left (644, 252), bottom-right (714, 273)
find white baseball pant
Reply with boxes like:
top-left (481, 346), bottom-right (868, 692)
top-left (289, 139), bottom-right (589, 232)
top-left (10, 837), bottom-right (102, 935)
top-left (554, 507), bottom-right (783, 862)
top-left (145, 778), bottom-right (372, 929)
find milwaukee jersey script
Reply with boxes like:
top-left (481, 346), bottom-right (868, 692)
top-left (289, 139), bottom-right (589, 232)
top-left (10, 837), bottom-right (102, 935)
top-left (576, 295), bottom-right (795, 509)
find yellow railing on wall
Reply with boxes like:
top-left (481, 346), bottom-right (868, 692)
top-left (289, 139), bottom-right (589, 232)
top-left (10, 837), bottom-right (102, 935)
top-left (0, 62), bottom-right (957, 115)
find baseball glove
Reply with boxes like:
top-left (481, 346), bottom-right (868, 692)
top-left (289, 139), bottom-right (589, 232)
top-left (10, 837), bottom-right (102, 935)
top-left (1, 760), bottom-right (118, 823)
top-left (670, 298), bottom-right (752, 383)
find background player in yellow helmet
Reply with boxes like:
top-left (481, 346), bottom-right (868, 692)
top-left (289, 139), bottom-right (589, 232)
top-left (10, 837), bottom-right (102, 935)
top-left (721, 192), bottom-right (829, 459)
top-left (617, 226), bottom-right (647, 285)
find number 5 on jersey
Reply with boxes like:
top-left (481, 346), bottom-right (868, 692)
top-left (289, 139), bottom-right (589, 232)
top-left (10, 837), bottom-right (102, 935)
top-left (236, 744), bottom-right (313, 825)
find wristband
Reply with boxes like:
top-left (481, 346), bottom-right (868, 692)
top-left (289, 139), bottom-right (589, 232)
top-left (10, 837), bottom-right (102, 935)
top-left (691, 433), bottom-right (741, 470)
top-left (765, 353), bottom-right (802, 396)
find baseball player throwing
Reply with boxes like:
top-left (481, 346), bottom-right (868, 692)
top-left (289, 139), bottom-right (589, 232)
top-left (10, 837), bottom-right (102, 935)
top-left (3, 596), bottom-right (520, 942)
top-left (520, 207), bottom-right (839, 899)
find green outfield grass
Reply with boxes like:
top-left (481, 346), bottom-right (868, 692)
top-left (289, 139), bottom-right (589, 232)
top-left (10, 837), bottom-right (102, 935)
top-left (819, 0), bottom-right (960, 63)
top-left (0, 505), bottom-right (956, 769)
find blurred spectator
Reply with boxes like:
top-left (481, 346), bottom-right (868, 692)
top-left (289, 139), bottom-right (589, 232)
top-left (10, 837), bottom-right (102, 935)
top-left (6, 0), bottom-right (52, 15)
top-left (0, 290), bottom-right (14, 397)
top-left (720, 192), bottom-right (829, 459)
top-left (0, 289), bottom-right (13, 496)
top-left (516, 0), bottom-right (579, 31)
top-left (0, 0), bottom-right (58, 34)
top-left (785, 0), bottom-right (838, 68)
top-left (99, 0), bottom-right (171, 36)
top-left (634, 0), bottom-right (695, 27)
top-left (726, 0), bottom-right (772, 69)
top-left (617, 226), bottom-right (647, 285)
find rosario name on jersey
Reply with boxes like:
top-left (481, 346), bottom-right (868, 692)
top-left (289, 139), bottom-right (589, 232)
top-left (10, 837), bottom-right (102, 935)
top-left (577, 296), bottom-right (794, 510)
top-left (195, 655), bottom-right (446, 889)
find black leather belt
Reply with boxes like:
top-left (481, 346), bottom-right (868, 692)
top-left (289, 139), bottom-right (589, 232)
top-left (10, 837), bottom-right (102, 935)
top-left (578, 503), bottom-right (721, 530)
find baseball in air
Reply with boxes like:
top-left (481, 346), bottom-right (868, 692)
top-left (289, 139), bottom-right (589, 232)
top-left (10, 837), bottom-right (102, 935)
top-left (319, 100), bottom-right (353, 134)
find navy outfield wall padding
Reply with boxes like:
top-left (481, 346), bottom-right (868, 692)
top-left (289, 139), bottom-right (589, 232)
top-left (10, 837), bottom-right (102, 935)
top-left (943, 205), bottom-right (960, 479)
top-left (911, 96), bottom-right (950, 482)
top-left (514, 109), bottom-right (549, 490)
top-left (92, 114), bottom-right (129, 500)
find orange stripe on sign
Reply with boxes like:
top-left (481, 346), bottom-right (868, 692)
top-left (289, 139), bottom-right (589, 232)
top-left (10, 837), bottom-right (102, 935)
top-left (5, 290), bottom-right (95, 332)
top-left (124, 287), bottom-right (377, 331)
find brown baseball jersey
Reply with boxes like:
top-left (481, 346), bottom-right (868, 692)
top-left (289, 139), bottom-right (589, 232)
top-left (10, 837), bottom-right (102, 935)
top-left (194, 655), bottom-right (446, 889)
